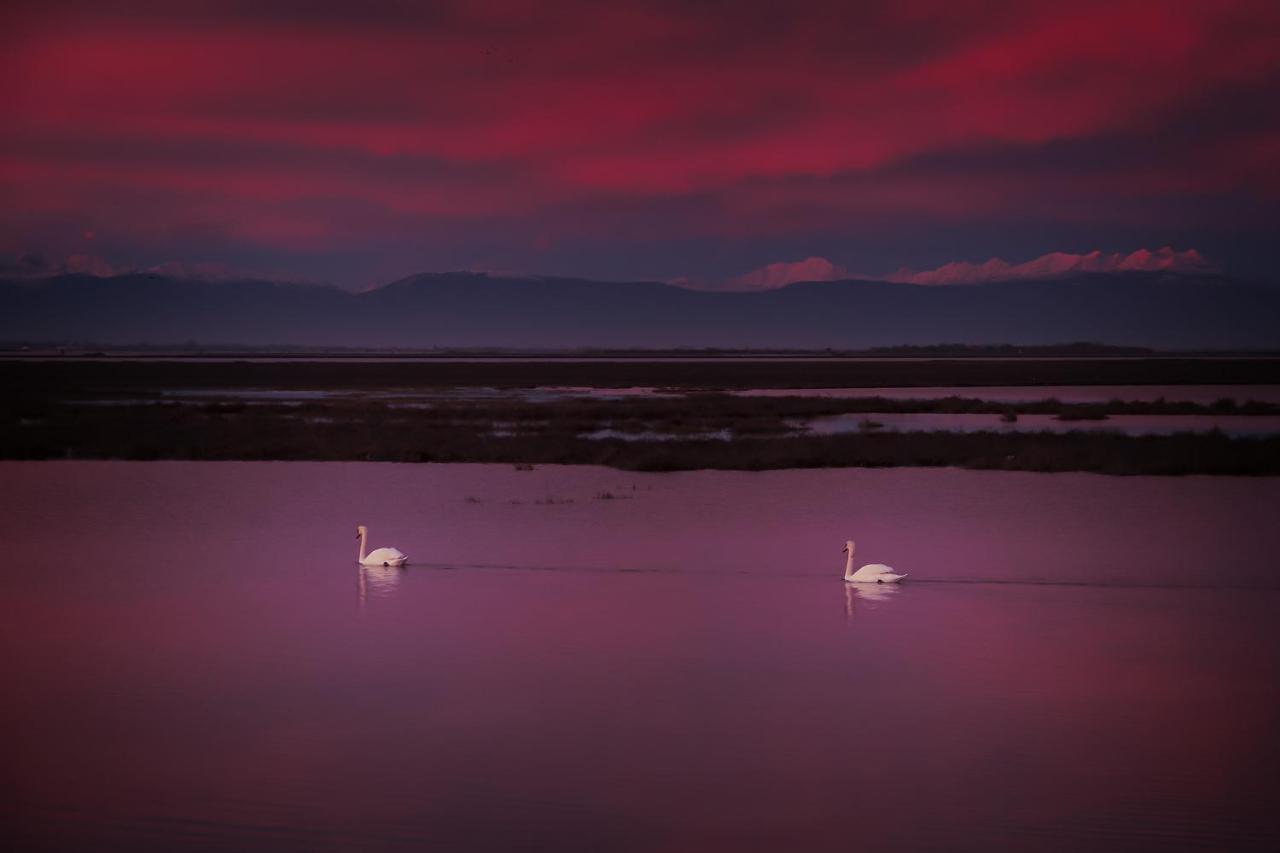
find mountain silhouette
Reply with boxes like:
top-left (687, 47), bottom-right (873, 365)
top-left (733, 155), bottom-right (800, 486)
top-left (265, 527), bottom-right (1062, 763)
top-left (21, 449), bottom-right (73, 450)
top-left (2, 270), bottom-right (1277, 349)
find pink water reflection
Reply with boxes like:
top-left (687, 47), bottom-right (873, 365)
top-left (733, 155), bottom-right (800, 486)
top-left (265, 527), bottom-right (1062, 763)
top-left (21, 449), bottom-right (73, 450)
top-left (2, 462), bottom-right (1278, 851)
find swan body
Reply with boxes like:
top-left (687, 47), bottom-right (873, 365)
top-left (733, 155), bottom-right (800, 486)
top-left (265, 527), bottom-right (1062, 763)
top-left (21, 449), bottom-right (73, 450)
top-left (842, 540), bottom-right (906, 583)
top-left (357, 525), bottom-right (407, 567)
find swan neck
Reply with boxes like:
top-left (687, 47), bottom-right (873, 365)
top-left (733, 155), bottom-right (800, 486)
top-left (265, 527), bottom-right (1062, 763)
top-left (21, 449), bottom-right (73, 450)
top-left (358, 530), bottom-right (366, 563)
top-left (844, 550), bottom-right (854, 579)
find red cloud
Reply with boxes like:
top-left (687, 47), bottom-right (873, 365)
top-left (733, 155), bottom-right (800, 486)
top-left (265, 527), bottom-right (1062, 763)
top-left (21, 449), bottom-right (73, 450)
top-left (888, 248), bottom-right (1213, 285)
top-left (1, 1), bottom-right (1278, 263)
top-left (728, 257), bottom-right (851, 290)
top-left (723, 247), bottom-right (1212, 291)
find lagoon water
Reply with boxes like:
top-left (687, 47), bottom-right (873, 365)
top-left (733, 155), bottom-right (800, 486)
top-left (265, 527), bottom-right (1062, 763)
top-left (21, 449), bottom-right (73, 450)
top-left (3, 462), bottom-right (1278, 851)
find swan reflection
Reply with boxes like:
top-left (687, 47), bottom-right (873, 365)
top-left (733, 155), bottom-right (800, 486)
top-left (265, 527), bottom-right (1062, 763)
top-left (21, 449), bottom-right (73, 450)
top-left (357, 563), bottom-right (403, 605)
top-left (853, 583), bottom-right (900, 603)
top-left (844, 581), bottom-right (900, 620)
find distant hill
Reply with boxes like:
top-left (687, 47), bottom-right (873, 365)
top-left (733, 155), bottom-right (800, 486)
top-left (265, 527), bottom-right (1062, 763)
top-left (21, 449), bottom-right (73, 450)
top-left (2, 270), bottom-right (1277, 349)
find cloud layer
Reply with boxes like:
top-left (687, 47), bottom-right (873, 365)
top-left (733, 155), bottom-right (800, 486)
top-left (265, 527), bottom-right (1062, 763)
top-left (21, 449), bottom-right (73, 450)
top-left (727, 247), bottom-right (1213, 289)
top-left (2, 1), bottom-right (1278, 284)
top-left (728, 257), bottom-right (851, 290)
top-left (887, 247), bottom-right (1213, 285)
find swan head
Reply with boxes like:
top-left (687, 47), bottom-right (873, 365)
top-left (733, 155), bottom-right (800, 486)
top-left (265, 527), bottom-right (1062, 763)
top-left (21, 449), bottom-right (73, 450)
top-left (355, 525), bottom-right (368, 539)
top-left (843, 540), bottom-right (855, 555)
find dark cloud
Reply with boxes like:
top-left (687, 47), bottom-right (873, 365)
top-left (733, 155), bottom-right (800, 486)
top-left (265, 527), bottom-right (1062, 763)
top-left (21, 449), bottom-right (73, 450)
top-left (2, 1), bottom-right (1278, 286)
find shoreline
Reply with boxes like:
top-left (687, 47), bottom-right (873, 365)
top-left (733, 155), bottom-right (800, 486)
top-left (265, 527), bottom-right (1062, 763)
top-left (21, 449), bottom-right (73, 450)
top-left (6, 356), bottom-right (1280, 391)
top-left (5, 428), bottom-right (1277, 476)
top-left (4, 358), bottom-right (1279, 476)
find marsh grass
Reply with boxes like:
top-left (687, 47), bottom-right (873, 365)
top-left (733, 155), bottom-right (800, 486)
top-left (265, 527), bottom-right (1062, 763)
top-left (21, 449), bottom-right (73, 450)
top-left (3, 360), bottom-right (1279, 475)
top-left (1055, 407), bottom-right (1109, 421)
top-left (3, 398), bottom-right (1276, 475)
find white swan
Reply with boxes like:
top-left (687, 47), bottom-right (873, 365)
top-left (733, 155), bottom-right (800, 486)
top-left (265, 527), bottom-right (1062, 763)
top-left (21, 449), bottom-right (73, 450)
top-left (356, 525), bottom-right (407, 567)
top-left (842, 540), bottom-right (906, 583)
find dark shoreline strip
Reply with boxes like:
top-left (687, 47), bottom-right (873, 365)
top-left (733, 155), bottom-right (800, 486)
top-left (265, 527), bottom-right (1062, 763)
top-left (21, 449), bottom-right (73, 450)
top-left (5, 356), bottom-right (1280, 391)
top-left (4, 359), bottom-right (1279, 475)
top-left (4, 426), bottom-right (1278, 475)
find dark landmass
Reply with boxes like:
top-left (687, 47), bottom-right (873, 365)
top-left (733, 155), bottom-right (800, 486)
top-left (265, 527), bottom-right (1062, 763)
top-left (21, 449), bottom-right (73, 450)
top-left (3, 395), bottom-right (1276, 475)
top-left (5, 356), bottom-right (1280, 394)
top-left (3, 342), bottom-right (1212, 358)
top-left (3, 359), bottom-right (1279, 475)
top-left (3, 269), bottom-right (1279, 349)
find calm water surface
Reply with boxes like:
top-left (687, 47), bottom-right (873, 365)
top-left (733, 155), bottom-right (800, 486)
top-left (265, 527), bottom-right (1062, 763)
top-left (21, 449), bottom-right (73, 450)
top-left (3, 462), bottom-right (1278, 852)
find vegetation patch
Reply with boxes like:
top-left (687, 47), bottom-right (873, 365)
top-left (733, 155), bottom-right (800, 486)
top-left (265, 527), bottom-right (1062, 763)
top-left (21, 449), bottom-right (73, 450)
top-left (2, 360), bottom-right (1278, 475)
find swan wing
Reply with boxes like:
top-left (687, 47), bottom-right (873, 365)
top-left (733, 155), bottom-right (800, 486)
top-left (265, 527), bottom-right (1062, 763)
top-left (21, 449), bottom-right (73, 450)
top-left (849, 563), bottom-right (901, 582)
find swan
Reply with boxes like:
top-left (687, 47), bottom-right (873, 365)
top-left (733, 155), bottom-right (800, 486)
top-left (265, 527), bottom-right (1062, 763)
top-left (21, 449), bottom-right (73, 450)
top-left (356, 525), bottom-right (407, 567)
top-left (842, 540), bottom-right (906, 583)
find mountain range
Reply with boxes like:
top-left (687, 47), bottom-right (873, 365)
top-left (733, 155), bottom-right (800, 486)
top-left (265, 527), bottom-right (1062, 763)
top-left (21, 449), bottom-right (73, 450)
top-left (2, 270), bottom-right (1277, 349)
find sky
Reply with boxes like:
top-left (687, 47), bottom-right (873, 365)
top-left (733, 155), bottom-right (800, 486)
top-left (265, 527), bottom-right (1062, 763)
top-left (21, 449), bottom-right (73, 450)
top-left (2, 0), bottom-right (1279, 289)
